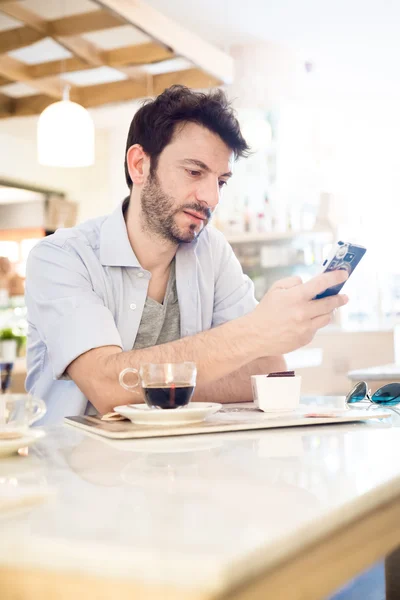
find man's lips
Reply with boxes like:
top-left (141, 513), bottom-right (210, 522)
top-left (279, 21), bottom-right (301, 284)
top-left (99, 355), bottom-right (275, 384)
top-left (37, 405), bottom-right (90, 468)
top-left (183, 210), bottom-right (206, 222)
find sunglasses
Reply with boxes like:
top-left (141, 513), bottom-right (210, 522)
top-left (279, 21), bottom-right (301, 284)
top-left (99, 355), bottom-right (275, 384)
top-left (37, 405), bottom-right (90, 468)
top-left (346, 381), bottom-right (400, 406)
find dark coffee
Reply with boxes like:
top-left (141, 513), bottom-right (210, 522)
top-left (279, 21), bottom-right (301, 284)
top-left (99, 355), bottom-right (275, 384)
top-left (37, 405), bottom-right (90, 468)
top-left (144, 383), bottom-right (195, 409)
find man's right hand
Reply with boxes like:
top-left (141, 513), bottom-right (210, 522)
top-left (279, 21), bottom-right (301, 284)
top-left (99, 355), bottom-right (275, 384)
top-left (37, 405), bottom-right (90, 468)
top-left (249, 270), bottom-right (349, 355)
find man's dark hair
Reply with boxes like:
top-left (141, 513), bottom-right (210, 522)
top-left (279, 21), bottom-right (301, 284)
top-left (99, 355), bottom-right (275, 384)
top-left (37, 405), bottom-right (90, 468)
top-left (124, 85), bottom-right (250, 189)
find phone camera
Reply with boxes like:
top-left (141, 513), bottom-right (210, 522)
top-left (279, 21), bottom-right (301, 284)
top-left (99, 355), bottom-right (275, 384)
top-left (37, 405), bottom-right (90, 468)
top-left (336, 244), bottom-right (348, 259)
top-left (344, 252), bottom-right (355, 263)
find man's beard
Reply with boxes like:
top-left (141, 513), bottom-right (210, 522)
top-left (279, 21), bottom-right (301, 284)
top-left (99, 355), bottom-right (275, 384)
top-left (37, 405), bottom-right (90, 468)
top-left (140, 172), bottom-right (211, 244)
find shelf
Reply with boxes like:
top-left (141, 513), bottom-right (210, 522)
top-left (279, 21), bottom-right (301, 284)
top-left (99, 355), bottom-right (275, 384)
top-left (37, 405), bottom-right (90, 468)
top-left (225, 230), bottom-right (334, 245)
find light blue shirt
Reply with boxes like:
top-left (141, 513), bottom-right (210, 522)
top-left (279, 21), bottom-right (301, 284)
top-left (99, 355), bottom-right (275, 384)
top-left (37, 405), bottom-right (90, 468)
top-left (25, 201), bottom-right (257, 424)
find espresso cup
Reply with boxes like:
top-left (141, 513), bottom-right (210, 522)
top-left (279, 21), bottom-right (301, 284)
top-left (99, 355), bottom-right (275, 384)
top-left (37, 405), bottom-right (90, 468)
top-left (0, 394), bottom-right (47, 439)
top-left (119, 362), bottom-right (197, 409)
top-left (251, 375), bottom-right (302, 413)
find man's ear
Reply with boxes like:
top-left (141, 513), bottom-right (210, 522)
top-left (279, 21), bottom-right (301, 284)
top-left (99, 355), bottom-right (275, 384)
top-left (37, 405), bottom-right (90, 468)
top-left (126, 144), bottom-right (150, 185)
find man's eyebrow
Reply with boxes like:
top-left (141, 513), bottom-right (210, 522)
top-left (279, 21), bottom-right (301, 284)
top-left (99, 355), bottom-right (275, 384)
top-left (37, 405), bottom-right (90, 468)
top-left (180, 158), bottom-right (232, 178)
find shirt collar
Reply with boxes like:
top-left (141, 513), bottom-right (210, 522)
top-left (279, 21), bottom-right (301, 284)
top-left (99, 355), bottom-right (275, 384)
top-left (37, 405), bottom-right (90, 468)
top-left (99, 199), bottom-right (141, 267)
top-left (99, 198), bottom-right (199, 267)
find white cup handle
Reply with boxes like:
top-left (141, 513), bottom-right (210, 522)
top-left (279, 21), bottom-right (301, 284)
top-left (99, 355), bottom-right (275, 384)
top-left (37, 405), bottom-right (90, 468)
top-left (119, 368), bottom-right (141, 394)
top-left (29, 397), bottom-right (47, 425)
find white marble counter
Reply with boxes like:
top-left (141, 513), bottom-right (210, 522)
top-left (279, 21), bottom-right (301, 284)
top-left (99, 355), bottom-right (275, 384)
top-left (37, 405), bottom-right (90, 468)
top-left (2, 397), bottom-right (400, 597)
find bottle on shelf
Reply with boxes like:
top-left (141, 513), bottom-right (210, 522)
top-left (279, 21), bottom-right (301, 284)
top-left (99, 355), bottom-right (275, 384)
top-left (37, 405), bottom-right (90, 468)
top-left (256, 213), bottom-right (266, 233)
top-left (263, 194), bottom-right (273, 231)
top-left (243, 198), bottom-right (252, 233)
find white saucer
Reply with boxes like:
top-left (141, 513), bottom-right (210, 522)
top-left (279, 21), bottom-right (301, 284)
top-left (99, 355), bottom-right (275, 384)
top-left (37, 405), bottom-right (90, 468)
top-left (0, 429), bottom-right (46, 458)
top-left (114, 402), bottom-right (222, 426)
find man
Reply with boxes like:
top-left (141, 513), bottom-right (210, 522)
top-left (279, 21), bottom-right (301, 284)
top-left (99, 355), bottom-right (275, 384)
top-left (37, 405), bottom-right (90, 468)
top-left (25, 85), bottom-right (347, 423)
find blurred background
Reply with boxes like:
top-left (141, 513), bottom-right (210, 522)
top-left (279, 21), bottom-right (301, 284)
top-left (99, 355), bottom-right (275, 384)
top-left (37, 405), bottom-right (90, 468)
top-left (0, 0), bottom-right (398, 396)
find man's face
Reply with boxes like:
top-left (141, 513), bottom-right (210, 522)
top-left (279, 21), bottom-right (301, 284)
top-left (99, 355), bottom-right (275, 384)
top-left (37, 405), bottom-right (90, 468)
top-left (140, 122), bottom-right (234, 243)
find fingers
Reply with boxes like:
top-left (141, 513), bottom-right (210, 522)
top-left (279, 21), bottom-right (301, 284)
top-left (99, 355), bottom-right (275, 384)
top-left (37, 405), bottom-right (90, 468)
top-left (271, 276), bottom-right (303, 291)
top-left (311, 313), bottom-right (333, 331)
top-left (301, 270), bottom-right (349, 300)
top-left (308, 294), bottom-right (349, 319)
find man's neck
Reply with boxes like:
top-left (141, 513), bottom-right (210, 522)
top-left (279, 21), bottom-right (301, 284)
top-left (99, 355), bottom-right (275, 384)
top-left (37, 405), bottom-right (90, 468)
top-left (124, 194), bottom-right (177, 273)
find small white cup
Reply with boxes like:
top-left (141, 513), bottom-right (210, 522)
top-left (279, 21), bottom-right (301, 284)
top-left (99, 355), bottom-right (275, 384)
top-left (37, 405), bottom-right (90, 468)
top-left (0, 394), bottom-right (46, 438)
top-left (251, 375), bottom-right (302, 413)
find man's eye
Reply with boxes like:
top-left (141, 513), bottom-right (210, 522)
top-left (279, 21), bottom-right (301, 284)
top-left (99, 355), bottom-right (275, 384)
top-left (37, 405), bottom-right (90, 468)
top-left (187, 169), bottom-right (201, 177)
top-left (218, 180), bottom-right (228, 188)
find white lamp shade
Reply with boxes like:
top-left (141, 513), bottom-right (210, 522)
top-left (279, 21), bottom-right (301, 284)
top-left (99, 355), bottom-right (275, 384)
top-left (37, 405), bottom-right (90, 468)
top-left (37, 99), bottom-right (95, 167)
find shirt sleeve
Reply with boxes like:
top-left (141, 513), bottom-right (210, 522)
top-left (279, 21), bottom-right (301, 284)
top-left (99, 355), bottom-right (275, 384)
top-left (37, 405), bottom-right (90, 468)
top-left (25, 239), bottom-right (122, 380)
top-left (211, 231), bottom-right (257, 327)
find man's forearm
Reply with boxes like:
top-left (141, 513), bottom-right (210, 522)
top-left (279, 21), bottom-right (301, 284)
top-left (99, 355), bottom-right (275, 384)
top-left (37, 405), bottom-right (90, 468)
top-left (110, 314), bottom-right (261, 382)
top-left (73, 314), bottom-right (263, 413)
top-left (193, 355), bottom-right (287, 404)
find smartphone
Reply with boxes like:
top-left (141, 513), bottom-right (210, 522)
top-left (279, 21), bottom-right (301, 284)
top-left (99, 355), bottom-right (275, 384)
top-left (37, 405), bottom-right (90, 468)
top-left (314, 241), bottom-right (367, 300)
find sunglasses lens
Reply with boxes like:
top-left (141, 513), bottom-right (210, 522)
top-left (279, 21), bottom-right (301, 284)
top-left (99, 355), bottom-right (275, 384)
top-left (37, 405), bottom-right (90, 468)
top-left (346, 381), bottom-right (368, 404)
top-left (371, 383), bottom-right (400, 406)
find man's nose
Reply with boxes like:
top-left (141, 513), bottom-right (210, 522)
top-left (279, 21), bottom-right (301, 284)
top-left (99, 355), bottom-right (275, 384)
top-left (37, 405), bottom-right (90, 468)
top-left (196, 177), bottom-right (220, 211)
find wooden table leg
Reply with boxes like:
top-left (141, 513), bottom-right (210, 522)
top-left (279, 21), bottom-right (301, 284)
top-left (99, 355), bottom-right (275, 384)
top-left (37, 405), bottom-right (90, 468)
top-left (385, 546), bottom-right (400, 600)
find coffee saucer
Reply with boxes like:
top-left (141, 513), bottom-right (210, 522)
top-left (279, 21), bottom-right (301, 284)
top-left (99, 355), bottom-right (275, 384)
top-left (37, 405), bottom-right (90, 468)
top-left (113, 403), bottom-right (222, 426)
top-left (0, 429), bottom-right (46, 458)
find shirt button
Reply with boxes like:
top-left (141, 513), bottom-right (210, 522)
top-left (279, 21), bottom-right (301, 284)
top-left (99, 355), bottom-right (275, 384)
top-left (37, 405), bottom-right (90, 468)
top-left (130, 303), bottom-right (136, 310)
top-left (137, 271), bottom-right (144, 278)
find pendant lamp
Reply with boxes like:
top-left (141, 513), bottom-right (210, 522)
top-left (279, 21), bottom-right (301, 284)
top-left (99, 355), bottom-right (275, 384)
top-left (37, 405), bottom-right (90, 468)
top-left (37, 86), bottom-right (95, 167)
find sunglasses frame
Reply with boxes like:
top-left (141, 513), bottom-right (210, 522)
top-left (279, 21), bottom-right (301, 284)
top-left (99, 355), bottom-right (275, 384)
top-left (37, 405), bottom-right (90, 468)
top-left (346, 380), bottom-right (400, 406)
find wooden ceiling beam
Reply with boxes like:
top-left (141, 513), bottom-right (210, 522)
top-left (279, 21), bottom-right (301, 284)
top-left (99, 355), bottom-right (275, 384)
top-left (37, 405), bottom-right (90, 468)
top-left (55, 35), bottom-right (104, 67)
top-left (7, 93), bottom-right (53, 117)
top-left (93, 0), bottom-right (234, 83)
top-left (48, 9), bottom-right (124, 37)
top-left (104, 41), bottom-right (174, 66)
top-left (4, 86), bottom-right (81, 118)
top-left (25, 42), bottom-right (174, 80)
top-left (27, 56), bottom-right (88, 79)
top-left (0, 3), bottom-right (48, 32)
top-left (0, 5), bottom-right (124, 38)
top-left (0, 26), bottom-right (45, 54)
top-left (76, 68), bottom-right (220, 107)
top-left (0, 4), bottom-right (106, 67)
top-left (77, 77), bottom-right (147, 107)
top-left (1, 67), bottom-right (221, 118)
top-left (0, 1), bottom-right (226, 118)
top-left (0, 74), bottom-right (11, 85)
top-left (0, 91), bottom-right (14, 116)
top-left (0, 55), bottom-right (64, 98)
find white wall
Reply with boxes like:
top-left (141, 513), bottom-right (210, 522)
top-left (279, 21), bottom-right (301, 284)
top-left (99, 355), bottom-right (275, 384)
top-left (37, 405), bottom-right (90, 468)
top-left (0, 116), bottom-right (114, 224)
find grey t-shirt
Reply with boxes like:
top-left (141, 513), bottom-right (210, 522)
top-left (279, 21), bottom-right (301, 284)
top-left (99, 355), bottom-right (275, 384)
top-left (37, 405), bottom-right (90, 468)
top-left (133, 259), bottom-right (181, 349)
top-left (85, 262), bottom-right (180, 416)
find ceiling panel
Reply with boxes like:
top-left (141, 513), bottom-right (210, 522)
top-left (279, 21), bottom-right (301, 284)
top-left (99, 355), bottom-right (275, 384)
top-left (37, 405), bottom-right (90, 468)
top-left (0, 13), bottom-right (22, 32)
top-left (0, 82), bottom-right (38, 97)
top-left (83, 25), bottom-right (151, 49)
top-left (21, 0), bottom-right (98, 20)
top-left (61, 66), bottom-right (127, 86)
top-left (141, 57), bottom-right (193, 75)
top-left (8, 38), bottom-right (73, 65)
